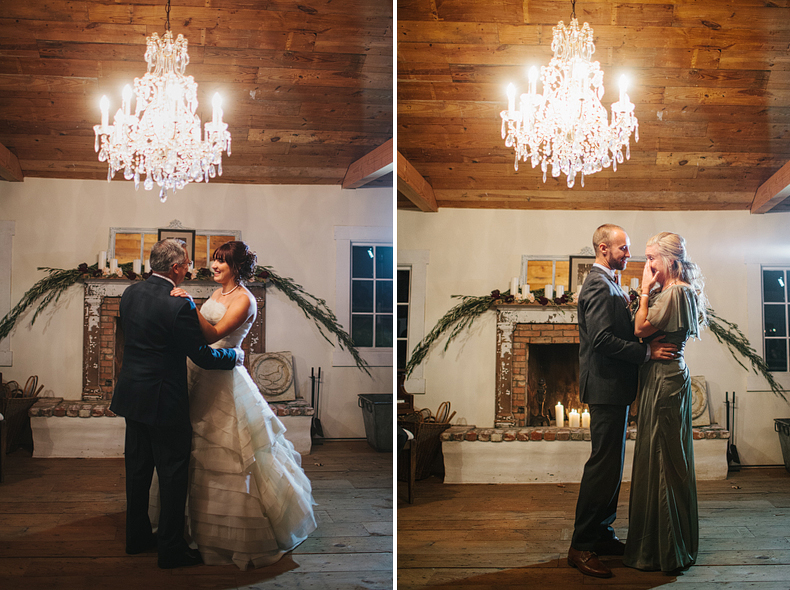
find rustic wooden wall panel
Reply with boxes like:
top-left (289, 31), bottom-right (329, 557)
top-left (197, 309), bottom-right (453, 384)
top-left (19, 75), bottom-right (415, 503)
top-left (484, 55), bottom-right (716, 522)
top-left (0, 0), bottom-right (393, 187)
top-left (397, 0), bottom-right (790, 210)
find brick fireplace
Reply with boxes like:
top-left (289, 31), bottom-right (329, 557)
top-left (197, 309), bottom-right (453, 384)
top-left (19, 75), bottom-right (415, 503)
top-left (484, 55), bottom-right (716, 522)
top-left (495, 304), bottom-right (580, 427)
top-left (81, 279), bottom-right (266, 401)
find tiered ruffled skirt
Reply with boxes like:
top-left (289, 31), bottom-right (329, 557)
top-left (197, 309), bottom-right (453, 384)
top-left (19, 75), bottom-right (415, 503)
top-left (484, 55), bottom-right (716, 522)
top-left (151, 362), bottom-right (317, 570)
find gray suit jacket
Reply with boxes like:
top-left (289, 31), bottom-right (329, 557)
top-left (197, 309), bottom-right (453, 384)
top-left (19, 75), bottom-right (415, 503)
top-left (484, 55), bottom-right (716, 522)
top-left (577, 267), bottom-right (647, 406)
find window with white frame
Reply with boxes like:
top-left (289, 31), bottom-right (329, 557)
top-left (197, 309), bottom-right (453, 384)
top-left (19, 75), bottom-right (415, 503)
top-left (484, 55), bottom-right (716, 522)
top-left (397, 250), bottom-right (429, 393)
top-left (762, 267), bottom-right (790, 372)
top-left (350, 244), bottom-right (393, 349)
top-left (334, 226), bottom-right (393, 368)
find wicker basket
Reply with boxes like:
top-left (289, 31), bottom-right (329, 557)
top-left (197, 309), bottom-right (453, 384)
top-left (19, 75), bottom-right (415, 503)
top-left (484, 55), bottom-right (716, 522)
top-left (1, 376), bottom-right (41, 453)
top-left (398, 412), bottom-right (452, 480)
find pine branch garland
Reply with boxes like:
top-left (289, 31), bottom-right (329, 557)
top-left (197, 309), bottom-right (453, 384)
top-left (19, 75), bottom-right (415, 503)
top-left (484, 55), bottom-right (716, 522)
top-left (706, 307), bottom-right (787, 401)
top-left (1, 262), bottom-right (370, 376)
top-left (405, 289), bottom-right (789, 401)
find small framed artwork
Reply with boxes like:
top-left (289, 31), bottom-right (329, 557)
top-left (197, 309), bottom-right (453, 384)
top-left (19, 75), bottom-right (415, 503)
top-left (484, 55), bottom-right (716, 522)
top-left (158, 228), bottom-right (196, 261)
top-left (569, 256), bottom-right (596, 292)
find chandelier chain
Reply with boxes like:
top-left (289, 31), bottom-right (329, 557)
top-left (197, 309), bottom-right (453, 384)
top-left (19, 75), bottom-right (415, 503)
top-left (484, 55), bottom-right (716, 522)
top-left (571, 0), bottom-right (576, 19)
top-left (165, 0), bottom-right (171, 31)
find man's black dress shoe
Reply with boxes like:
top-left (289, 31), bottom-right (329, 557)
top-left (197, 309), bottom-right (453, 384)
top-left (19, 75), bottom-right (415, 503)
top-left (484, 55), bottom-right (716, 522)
top-left (126, 533), bottom-right (157, 555)
top-left (593, 537), bottom-right (626, 556)
top-left (567, 547), bottom-right (613, 578)
top-left (158, 547), bottom-right (203, 569)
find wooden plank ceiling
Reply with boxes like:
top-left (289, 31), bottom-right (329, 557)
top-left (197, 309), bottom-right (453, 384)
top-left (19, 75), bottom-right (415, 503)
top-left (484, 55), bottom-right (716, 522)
top-left (0, 0), bottom-right (393, 187)
top-left (397, 0), bottom-right (790, 211)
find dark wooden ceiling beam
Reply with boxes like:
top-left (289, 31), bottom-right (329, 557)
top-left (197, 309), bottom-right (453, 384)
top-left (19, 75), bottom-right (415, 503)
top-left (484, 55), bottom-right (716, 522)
top-left (751, 159), bottom-right (790, 214)
top-left (0, 142), bottom-right (24, 182)
top-left (397, 151), bottom-right (438, 212)
top-left (342, 138), bottom-right (393, 189)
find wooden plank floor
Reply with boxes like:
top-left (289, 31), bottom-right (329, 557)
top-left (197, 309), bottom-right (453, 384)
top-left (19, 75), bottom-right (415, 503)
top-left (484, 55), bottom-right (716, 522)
top-left (0, 440), bottom-right (393, 589)
top-left (397, 468), bottom-right (790, 589)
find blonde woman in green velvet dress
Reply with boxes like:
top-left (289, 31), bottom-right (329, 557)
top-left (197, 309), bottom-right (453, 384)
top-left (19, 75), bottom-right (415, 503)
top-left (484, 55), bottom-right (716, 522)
top-left (624, 232), bottom-right (708, 573)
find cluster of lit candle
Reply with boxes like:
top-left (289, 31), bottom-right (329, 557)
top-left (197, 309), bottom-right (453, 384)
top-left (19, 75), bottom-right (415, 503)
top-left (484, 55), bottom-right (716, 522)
top-left (554, 402), bottom-right (590, 429)
top-left (98, 251), bottom-right (151, 275)
top-left (509, 277), bottom-right (567, 300)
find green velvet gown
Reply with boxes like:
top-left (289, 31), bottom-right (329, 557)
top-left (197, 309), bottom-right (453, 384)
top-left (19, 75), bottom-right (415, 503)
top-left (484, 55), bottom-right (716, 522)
top-left (623, 285), bottom-right (700, 572)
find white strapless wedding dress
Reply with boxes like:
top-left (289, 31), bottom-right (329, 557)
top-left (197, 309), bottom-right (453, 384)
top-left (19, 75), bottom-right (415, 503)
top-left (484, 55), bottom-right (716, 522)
top-left (150, 297), bottom-right (317, 570)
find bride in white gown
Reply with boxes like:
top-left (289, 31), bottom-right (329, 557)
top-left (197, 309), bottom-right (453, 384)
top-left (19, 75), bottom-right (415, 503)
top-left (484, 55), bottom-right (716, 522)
top-left (152, 240), bottom-right (317, 570)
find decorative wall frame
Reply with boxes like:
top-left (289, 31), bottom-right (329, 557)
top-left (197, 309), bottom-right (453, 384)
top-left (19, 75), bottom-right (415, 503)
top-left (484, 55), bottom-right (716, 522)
top-left (249, 351), bottom-right (297, 402)
top-left (158, 227), bottom-right (196, 261)
top-left (569, 255), bottom-right (596, 292)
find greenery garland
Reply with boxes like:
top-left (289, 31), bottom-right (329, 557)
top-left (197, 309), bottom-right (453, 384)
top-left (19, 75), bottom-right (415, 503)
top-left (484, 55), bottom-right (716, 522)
top-left (405, 287), bottom-right (787, 401)
top-left (0, 261), bottom-right (370, 376)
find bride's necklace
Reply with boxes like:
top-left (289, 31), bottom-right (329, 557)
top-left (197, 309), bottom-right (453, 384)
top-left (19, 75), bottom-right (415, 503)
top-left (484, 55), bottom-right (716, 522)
top-left (220, 284), bottom-right (240, 296)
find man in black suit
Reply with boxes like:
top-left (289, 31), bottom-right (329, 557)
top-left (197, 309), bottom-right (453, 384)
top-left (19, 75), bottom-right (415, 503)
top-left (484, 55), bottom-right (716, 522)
top-left (110, 238), bottom-right (240, 569)
top-left (567, 224), bottom-right (677, 578)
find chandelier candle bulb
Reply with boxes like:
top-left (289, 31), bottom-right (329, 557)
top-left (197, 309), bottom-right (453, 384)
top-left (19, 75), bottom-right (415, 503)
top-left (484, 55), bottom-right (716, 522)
top-left (555, 402), bottom-right (564, 428)
top-left (581, 409), bottom-right (590, 429)
top-left (122, 85), bottom-right (132, 117)
top-left (507, 83), bottom-right (516, 113)
top-left (569, 409), bottom-right (580, 428)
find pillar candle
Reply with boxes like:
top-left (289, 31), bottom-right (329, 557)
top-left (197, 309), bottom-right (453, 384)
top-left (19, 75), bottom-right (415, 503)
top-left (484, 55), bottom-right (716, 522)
top-left (511, 277), bottom-right (519, 296)
top-left (145, 259), bottom-right (151, 273)
top-left (581, 409), bottom-right (590, 428)
top-left (555, 402), bottom-right (564, 428)
top-left (556, 285), bottom-right (565, 298)
top-left (98, 251), bottom-right (107, 270)
top-left (132, 259), bottom-right (142, 274)
top-left (569, 409), bottom-right (580, 428)
top-left (110, 259), bottom-right (118, 273)
top-left (544, 284), bottom-right (553, 299)
top-left (630, 278), bottom-right (639, 291)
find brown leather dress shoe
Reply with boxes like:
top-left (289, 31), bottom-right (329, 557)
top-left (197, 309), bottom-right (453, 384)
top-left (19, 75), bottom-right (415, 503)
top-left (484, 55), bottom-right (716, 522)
top-left (593, 537), bottom-right (626, 556)
top-left (567, 547), bottom-right (613, 578)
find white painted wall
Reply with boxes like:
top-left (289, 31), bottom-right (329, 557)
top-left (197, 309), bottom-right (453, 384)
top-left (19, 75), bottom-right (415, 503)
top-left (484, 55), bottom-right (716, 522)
top-left (0, 178), bottom-right (393, 439)
top-left (398, 208), bottom-right (790, 466)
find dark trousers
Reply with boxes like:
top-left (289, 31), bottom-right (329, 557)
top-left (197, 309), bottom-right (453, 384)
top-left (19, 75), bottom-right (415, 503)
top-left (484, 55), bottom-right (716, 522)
top-left (571, 404), bottom-right (630, 550)
top-left (124, 417), bottom-right (192, 557)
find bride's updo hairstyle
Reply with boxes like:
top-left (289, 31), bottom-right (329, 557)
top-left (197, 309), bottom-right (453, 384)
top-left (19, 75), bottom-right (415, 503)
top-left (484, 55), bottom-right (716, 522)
top-left (213, 241), bottom-right (257, 285)
top-left (647, 231), bottom-right (708, 327)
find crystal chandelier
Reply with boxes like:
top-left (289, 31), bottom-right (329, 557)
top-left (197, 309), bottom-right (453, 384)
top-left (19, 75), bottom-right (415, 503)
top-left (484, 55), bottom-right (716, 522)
top-left (500, 0), bottom-right (638, 188)
top-left (93, 0), bottom-right (230, 202)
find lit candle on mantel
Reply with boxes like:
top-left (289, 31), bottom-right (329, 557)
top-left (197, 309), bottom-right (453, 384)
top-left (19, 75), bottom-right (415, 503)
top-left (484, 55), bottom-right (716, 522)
top-left (568, 409), bottom-right (580, 428)
top-left (630, 278), bottom-right (639, 291)
top-left (581, 408), bottom-right (590, 429)
top-left (545, 284), bottom-right (554, 299)
top-left (98, 251), bottom-right (107, 270)
top-left (555, 402), bottom-right (564, 428)
top-left (133, 259), bottom-right (142, 274)
top-left (145, 259), bottom-right (151, 273)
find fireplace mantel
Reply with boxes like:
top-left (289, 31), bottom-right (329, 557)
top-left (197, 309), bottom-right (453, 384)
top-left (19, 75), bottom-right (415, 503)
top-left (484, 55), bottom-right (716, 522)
top-left (82, 279), bottom-right (265, 400)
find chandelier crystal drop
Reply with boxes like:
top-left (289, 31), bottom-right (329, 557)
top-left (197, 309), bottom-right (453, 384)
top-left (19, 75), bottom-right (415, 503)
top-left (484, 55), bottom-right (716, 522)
top-left (500, 10), bottom-right (638, 188)
top-left (93, 28), bottom-right (231, 202)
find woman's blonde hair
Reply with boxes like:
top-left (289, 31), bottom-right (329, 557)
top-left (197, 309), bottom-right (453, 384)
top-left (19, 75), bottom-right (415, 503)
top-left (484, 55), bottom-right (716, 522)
top-left (647, 231), bottom-right (708, 327)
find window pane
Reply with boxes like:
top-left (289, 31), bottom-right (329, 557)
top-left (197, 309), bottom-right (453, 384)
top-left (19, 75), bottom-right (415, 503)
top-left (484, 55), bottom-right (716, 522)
top-left (352, 246), bottom-right (374, 278)
top-left (376, 280), bottom-right (393, 313)
top-left (352, 314), bottom-right (373, 347)
top-left (763, 270), bottom-right (785, 303)
top-left (397, 305), bottom-right (408, 338)
top-left (352, 280), bottom-right (374, 312)
top-left (764, 304), bottom-right (786, 337)
top-left (397, 340), bottom-right (408, 370)
top-left (376, 246), bottom-right (393, 279)
top-left (397, 269), bottom-right (410, 303)
top-left (376, 314), bottom-right (393, 347)
top-left (765, 339), bottom-right (788, 372)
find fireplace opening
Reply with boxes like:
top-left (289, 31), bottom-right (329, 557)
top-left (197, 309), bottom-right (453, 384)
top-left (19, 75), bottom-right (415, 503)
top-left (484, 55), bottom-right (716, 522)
top-left (526, 343), bottom-right (582, 426)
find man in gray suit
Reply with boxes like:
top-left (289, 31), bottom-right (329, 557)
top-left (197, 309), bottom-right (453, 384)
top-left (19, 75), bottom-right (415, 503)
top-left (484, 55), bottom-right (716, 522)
top-left (567, 224), bottom-right (678, 578)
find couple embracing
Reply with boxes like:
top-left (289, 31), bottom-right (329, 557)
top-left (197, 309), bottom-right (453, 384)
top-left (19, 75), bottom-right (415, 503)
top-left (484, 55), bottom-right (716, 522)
top-left (110, 238), bottom-right (316, 570)
top-left (568, 224), bottom-right (707, 577)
